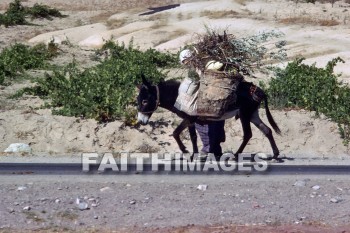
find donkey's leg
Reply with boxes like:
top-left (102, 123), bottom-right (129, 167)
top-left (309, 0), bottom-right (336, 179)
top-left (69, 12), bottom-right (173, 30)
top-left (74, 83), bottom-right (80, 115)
top-left (188, 124), bottom-right (198, 153)
top-left (188, 124), bottom-right (198, 161)
top-left (233, 109), bottom-right (253, 161)
top-left (250, 109), bottom-right (280, 159)
top-left (172, 119), bottom-right (190, 153)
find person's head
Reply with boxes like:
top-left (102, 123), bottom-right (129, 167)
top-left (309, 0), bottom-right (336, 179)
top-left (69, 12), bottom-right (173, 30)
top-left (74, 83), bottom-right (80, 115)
top-left (179, 49), bottom-right (193, 65)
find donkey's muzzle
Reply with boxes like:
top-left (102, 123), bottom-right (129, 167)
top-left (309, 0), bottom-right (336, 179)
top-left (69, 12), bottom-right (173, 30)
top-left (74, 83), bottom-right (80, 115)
top-left (137, 112), bottom-right (150, 125)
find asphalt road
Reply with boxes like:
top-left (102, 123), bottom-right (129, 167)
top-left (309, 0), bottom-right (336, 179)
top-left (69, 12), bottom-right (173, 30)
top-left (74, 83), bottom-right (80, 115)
top-left (1, 162), bottom-right (350, 175)
top-left (1, 154), bottom-right (350, 175)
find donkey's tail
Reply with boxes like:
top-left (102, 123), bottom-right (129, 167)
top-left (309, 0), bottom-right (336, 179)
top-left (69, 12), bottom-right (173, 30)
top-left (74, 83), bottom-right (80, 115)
top-left (263, 95), bottom-right (281, 135)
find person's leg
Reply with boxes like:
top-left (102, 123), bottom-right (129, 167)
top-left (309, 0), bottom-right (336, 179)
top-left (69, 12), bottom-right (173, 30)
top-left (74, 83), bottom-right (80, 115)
top-left (195, 123), bottom-right (209, 154)
top-left (208, 120), bottom-right (225, 159)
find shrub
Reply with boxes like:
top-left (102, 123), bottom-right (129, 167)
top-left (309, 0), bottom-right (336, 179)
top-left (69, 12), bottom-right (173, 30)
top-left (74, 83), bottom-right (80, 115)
top-left (0, 42), bottom-right (57, 84)
top-left (21, 41), bottom-right (178, 122)
top-left (264, 57), bottom-right (350, 145)
top-left (0, 0), bottom-right (27, 27)
top-left (0, 0), bottom-right (65, 27)
top-left (26, 3), bottom-right (64, 20)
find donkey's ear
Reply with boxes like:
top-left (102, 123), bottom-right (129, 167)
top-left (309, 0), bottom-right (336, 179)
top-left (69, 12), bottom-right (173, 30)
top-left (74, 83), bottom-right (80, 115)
top-left (141, 74), bottom-right (151, 88)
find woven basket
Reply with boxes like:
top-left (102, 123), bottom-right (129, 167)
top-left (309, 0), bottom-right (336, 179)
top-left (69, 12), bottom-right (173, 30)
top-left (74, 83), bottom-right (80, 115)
top-left (196, 70), bottom-right (243, 117)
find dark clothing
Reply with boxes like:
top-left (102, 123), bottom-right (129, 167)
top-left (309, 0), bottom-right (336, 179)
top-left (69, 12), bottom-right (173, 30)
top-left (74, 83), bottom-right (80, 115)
top-left (195, 123), bottom-right (210, 153)
top-left (195, 120), bottom-right (225, 157)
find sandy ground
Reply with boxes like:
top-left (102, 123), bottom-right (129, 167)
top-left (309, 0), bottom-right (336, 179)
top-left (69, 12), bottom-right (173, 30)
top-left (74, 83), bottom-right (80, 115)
top-left (1, 0), bottom-right (350, 158)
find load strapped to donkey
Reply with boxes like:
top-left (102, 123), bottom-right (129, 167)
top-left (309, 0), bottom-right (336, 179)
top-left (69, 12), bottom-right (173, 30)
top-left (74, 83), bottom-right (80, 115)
top-left (174, 31), bottom-right (246, 118)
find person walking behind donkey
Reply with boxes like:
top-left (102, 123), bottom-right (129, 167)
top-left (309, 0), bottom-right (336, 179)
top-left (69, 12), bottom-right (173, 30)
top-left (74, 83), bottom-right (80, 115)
top-left (179, 49), bottom-right (226, 161)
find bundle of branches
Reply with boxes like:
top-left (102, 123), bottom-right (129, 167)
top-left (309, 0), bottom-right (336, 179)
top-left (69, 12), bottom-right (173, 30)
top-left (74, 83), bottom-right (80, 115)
top-left (186, 28), bottom-right (287, 77)
top-left (188, 31), bottom-right (240, 73)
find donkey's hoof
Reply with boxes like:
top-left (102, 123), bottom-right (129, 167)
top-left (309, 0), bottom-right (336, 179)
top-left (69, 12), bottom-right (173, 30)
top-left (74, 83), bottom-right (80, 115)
top-left (230, 155), bottom-right (238, 162)
top-left (189, 155), bottom-right (194, 162)
top-left (256, 153), bottom-right (273, 160)
top-left (271, 154), bottom-right (285, 163)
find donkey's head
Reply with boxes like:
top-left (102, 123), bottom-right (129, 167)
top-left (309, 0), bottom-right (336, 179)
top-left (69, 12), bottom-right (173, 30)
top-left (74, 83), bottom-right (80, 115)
top-left (136, 76), bottom-right (160, 125)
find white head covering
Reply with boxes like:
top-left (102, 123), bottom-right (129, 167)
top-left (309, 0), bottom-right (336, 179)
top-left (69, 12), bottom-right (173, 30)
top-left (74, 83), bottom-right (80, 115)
top-left (179, 49), bottom-right (193, 63)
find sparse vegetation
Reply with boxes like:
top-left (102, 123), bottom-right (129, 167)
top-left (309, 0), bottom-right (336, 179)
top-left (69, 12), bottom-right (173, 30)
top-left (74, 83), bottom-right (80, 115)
top-left (176, 12), bottom-right (184, 21)
top-left (0, 0), bottom-right (27, 27)
top-left (153, 29), bottom-right (187, 46)
top-left (279, 17), bottom-right (340, 26)
top-left (123, 106), bottom-right (138, 126)
top-left (106, 18), bottom-right (127, 29)
top-left (150, 17), bottom-right (169, 29)
top-left (294, 0), bottom-right (341, 4)
top-left (176, 12), bottom-right (193, 21)
top-left (74, 19), bottom-right (84, 27)
top-left (235, 0), bottom-right (248, 5)
top-left (0, 0), bottom-right (65, 27)
top-left (90, 11), bottom-right (115, 24)
top-left (27, 3), bottom-right (64, 20)
top-left (0, 41), bottom-right (58, 85)
top-left (17, 40), bottom-right (178, 122)
top-left (15, 130), bottom-right (35, 140)
top-left (147, 13), bottom-right (170, 22)
top-left (263, 57), bottom-right (350, 145)
top-left (200, 10), bottom-right (238, 19)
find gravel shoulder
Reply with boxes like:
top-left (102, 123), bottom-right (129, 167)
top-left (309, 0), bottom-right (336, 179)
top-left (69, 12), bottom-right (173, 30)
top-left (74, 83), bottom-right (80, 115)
top-left (0, 174), bottom-right (350, 231)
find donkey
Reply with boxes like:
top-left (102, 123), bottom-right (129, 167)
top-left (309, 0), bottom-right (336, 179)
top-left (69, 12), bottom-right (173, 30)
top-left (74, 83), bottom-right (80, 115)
top-left (137, 76), bottom-right (281, 161)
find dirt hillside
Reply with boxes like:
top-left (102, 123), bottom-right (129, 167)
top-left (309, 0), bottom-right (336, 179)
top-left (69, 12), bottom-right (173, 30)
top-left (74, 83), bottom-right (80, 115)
top-left (1, 0), bottom-right (350, 158)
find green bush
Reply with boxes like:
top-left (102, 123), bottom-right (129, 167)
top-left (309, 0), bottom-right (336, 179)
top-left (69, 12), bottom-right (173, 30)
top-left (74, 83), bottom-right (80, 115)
top-left (26, 3), bottom-right (64, 20)
top-left (0, 0), bottom-right (65, 27)
top-left (22, 41), bottom-right (178, 122)
top-left (0, 42), bottom-right (57, 84)
top-left (264, 57), bottom-right (350, 145)
top-left (0, 0), bottom-right (27, 27)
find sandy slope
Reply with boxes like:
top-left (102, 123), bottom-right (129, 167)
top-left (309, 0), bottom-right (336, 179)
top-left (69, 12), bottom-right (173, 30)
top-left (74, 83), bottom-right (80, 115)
top-left (26, 0), bottom-right (350, 79)
top-left (0, 0), bottom-right (350, 157)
